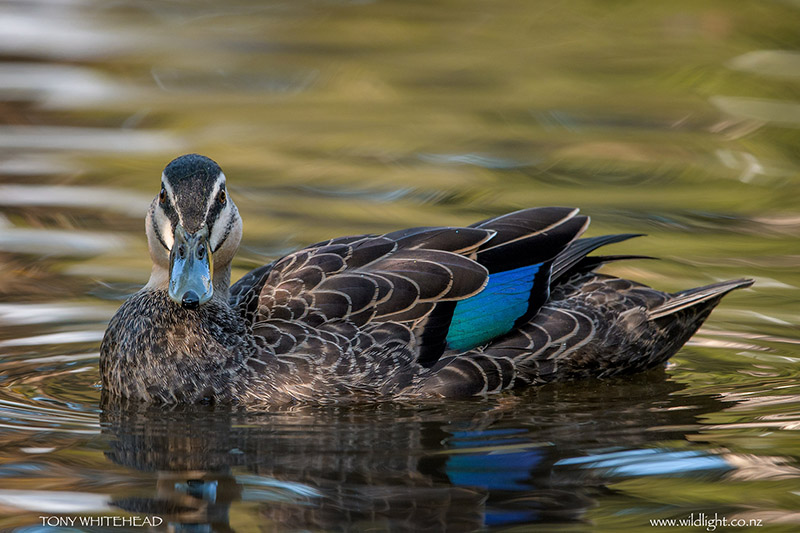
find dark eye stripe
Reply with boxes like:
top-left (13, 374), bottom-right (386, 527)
top-left (206, 191), bottom-right (226, 229)
top-left (160, 194), bottom-right (180, 227)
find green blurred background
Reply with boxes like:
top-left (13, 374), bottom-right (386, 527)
top-left (0, 1), bottom-right (798, 531)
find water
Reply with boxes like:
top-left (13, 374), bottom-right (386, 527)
top-left (0, 0), bottom-right (799, 531)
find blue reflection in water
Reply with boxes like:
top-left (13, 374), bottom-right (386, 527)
top-left (556, 448), bottom-right (732, 477)
top-left (175, 479), bottom-right (217, 503)
top-left (485, 509), bottom-right (541, 526)
top-left (440, 431), bottom-right (732, 529)
top-left (445, 449), bottom-right (545, 491)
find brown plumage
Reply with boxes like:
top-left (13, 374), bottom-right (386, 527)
top-left (99, 154), bottom-right (753, 405)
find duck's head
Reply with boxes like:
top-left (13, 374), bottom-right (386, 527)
top-left (145, 154), bottom-right (242, 309)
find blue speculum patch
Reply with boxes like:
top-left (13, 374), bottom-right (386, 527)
top-left (445, 263), bottom-right (541, 351)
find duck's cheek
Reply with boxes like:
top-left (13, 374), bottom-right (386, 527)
top-left (155, 208), bottom-right (175, 251)
top-left (211, 207), bottom-right (243, 267)
top-left (146, 208), bottom-right (174, 268)
top-left (209, 201), bottom-right (232, 251)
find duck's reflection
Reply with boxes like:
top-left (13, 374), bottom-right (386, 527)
top-left (101, 371), bottom-right (732, 531)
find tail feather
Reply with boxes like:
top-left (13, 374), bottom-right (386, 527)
top-left (447, 275), bottom-right (754, 391)
top-left (648, 278), bottom-right (754, 320)
top-left (412, 208), bottom-right (754, 397)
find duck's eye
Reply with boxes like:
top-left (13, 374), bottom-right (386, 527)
top-left (217, 188), bottom-right (227, 204)
top-left (159, 187), bottom-right (167, 204)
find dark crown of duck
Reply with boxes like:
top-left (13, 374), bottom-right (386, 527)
top-left (145, 154), bottom-right (242, 309)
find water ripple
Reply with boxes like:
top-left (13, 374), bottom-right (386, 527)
top-left (0, 228), bottom-right (128, 257)
top-left (0, 126), bottom-right (183, 153)
top-left (0, 185), bottom-right (152, 217)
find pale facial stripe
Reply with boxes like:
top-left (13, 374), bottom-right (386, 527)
top-left (153, 203), bottom-right (174, 250)
top-left (210, 203), bottom-right (236, 253)
top-left (205, 172), bottom-right (226, 218)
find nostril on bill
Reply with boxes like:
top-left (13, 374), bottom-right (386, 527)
top-left (182, 290), bottom-right (200, 309)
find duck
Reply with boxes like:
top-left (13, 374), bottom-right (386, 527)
top-left (99, 154), bottom-right (753, 404)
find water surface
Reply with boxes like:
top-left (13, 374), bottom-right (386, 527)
top-left (0, 1), bottom-right (799, 531)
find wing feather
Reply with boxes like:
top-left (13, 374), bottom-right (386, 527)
top-left (254, 228), bottom-right (493, 335)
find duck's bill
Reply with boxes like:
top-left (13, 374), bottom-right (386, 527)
top-left (168, 226), bottom-right (213, 309)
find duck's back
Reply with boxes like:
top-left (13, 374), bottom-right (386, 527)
top-left (228, 208), bottom-right (751, 401)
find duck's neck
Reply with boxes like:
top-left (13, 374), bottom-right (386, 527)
top-left (213, 263), bottom-right (232, 302)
